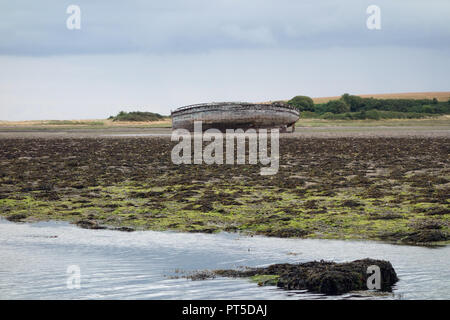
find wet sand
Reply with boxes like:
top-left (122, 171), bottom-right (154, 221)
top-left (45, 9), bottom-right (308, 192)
top-left (0, 125), bottom-right (449, 139)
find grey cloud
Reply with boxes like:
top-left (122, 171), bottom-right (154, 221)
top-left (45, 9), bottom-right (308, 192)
top-left (0, 0), bottom-right (449, 55)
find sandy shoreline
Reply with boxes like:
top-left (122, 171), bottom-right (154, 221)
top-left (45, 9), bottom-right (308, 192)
top-left (0, 125), bottom-right (449, 139)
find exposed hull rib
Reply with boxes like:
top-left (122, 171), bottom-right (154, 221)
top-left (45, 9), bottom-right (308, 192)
top-left (171, 102), bottom-right (299, 132)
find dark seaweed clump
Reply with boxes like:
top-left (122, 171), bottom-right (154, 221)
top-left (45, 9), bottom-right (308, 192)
top-left (214, 258), bottom-right (398, 295)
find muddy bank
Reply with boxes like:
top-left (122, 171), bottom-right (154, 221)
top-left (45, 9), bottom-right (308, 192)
top-left (0, 136), bottom-right (448, 245)
top-left (0, 123), bottom-right (449, 139)
top-left (189, 259), bottom-right (398, 295)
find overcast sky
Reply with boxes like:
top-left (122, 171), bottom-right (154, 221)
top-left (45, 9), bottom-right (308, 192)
top-left (1, 0), bottom-right (449, 120)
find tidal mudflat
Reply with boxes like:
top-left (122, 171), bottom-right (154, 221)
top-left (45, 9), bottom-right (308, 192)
top-left (0, 128), bottom-right (448, 245)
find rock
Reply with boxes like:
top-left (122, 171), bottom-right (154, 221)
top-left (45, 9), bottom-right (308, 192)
top-left (214, 258), bottom-right (398, 295)
top-left (188, 271), bottom-right (217, 281)
top-left (380, 229), bottom-right (449, 244)
top-left (114, 226), bottom-right (135, 232)
top-left (75, 219), bottom-right (106, 230)
top-left (402, 230), bottom-right (448, 243)
top-left (340, 200), bottom-right (363, 207)
top-left (261, 227), bottom-right (309, 238)
top-left (425, 207), bottom-right (450, 216)
top-left (6, 214), bottom-right (27, 222)
top-left (307, 270), bottom-right (361, 295)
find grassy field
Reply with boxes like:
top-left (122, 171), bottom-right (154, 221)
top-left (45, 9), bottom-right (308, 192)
top-left (312, 91), bottom-right (450, 104)
top-left (0, 119), bottom-right (172, 130)
top-left (296, 115), bottom-right (450, 127)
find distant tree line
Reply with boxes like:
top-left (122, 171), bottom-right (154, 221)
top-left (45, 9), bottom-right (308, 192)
top-left (287, 94), bottom-right (450, 120)
top-left (108, 111), bottom-right (167, 122)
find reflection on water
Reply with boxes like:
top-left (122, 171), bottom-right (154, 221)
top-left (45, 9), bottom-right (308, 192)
top-left (0, 219), bottom-right (448, 300)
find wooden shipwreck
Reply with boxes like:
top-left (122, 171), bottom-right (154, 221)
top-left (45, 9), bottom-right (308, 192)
top-left (171, 102), bottom-right (299, 132)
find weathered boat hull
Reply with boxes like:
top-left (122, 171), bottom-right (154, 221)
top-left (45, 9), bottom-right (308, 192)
top-left (171, 102), bottom-right (299, 132)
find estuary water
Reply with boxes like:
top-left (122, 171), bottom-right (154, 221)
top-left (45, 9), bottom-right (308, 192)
top-left (0, 219), bottom-right (448, 300)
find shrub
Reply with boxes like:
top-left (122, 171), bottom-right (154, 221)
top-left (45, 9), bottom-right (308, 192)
top-left (316, 110), bottom-right (436, 120)
top-left (290, 93), bottom-right (450, 118)
top-left (421, 105), bottom-right (434, 114)
top-left (324, 100), bottom-right (350, 114)
top-left (287, 95), bottom-right (315, 112)
top-left (110, 111), bottom-right (167, 122)
top-left (299, 111), bottom-right (318, 119)
top-left (365, 110), bottom-right (381, 120)
top-left (341, 94), bottom-right (365, 112)
top-left (321, 112), bottom-right (337, 119)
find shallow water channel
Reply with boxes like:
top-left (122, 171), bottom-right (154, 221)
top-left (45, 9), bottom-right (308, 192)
top-left (0, 219), bottom-right (448, 299)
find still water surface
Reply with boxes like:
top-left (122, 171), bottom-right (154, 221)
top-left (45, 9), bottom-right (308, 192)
top-left (0, 219), bottom-right (448, 299)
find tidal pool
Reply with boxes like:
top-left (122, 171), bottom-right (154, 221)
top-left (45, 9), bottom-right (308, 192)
top-left (0, 219), bottom-right (448, 300)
